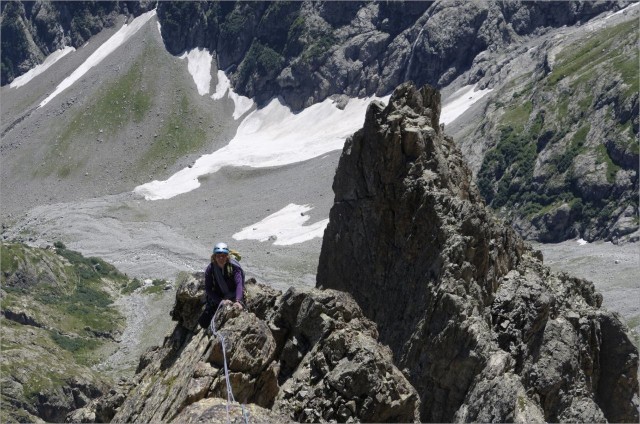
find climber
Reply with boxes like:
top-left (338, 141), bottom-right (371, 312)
top-left (198, 242), bottom-right (245, 329)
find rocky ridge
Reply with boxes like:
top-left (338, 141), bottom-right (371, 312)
top-left (70, 275), bottom-right (420, 423)
top-left (317, 83), bottom-right (638, 422)
top-left (65, 82), bottom-right (639, 424)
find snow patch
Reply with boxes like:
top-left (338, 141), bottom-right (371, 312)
top-left (134, 94), bottom-right (388, 200)
top-left (211, 70), bottom-right (255, 119)
top-left (180, 48), bottom-right (212, 96)
top-left (38, 9), bottom-right (156, 108)
top-left (577, 238), bottom-right (589, 246)
top-left (10, 46), bottom-right (75, 88)
top-left (233, 204), bottom-right (329, 246)
top-left (440, 84), bottom-right (493, 125)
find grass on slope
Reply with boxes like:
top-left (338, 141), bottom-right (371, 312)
top-left (0, 242), bottom-right (143, 422)
top-left (35, 43), bottom-right (159, 179)
top-left (0, 242), bottom-right (131, 361)
top-left (138, 93), bottom-right (207, 174)
top-left (477, 17), bottom-right (638, 228)
top-left (548, 19), bottom-right (638, 97)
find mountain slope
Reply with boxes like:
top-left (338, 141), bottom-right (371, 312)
top-left (149, 0), bottom-right (638, 242)
top-left (471, 17), bottom-right (639, 242)
top-left (0, 241), bottom-right (132, 422)
top-left (1, 12), bottom-right (239, 221)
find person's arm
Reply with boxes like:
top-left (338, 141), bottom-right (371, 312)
top-left (233, 267), bottom-right (244, 305)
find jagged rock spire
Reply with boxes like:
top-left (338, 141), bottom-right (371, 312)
top-left (317, 82), bottom-right (638, 422)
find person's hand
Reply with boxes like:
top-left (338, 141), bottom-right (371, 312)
top-left (233, 301), bottom-right (243, 310)
top-left (222, 299), bottom-right (232, 306)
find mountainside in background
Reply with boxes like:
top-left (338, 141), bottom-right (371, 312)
top-left (153, 0), bottom-right (639, 242)
top-left (317, 82), bottom-right (638, 423)
top-left (469, 17), bottom-right (638, 242)
top-left (2, 0), bottom-right (636, 244)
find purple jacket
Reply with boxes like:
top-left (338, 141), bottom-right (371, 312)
top-left (204, 259), bottom-right (244, 306)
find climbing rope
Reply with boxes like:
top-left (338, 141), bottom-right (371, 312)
top-left (209, 302), bottom-right (250, 424)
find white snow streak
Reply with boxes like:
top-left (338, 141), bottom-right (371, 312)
top-left (233, 204), bottom-right (328, 246)
top-left (134, 95), bottom-right (387, 201)
top-left (577, 238), bottom-right (589, 246)
top-left (212, 70), bottom-right (255, 119)
top-left (38, 10), bottom-right (156, 108)
top-left (440, 84), bottom-right (493, 125)
top-left (10, 46), bottom-right (75, 88)
top-left (180, 48), bottom-right (212, 95)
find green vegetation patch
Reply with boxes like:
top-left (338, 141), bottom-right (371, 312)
top-left (141, 278), bottom-right (169, 295)
top-left (237, 40), bottom-right (285, 83)
top-left (50, 331), bottom-right (104, 361)
top-left (55, 246), bottom-right (127, 284)
top-left (139, 94), bottom-right (207, 174)
top-left (551, 124), bottom-right (590, 174)
top-left (300, 33), bottom-right (336, 64)
top-left (500, 100), bottom-right (532, 133)
top-left (548, 19), bottom-right (638, 87)
top-left (2, 241), bottom-right (126, 337)
top-left (121, 277), bottom-right (143, 295)
top-left (596, 143), bottom-right (621, 183)
top-left (37, 44), bottom-right (158, 179)
top-left (477, 120), bottom-right (539, 209)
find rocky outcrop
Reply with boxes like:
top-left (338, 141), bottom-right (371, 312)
top-left (74, 275), bottom-right (420, 422)
top-left (317, 83), bottom-right (639, 422)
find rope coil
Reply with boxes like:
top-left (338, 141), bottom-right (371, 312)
top-left (209, 303), bottom-right (250, 424)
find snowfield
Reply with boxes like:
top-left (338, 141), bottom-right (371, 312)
top-left (233, 203), bottom-right (328, 246)
top-left (132, 46), bottom-right (492, 243)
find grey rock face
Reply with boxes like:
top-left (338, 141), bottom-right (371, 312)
top-left (317, 82), bottom-right (639, 422)
top-left (151, 0), bottom-right (623, 112)
top-left (81, 275), bottom-right (419, 423)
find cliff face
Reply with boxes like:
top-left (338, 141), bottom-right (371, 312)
top-left (316, 83), bottom-right (638, 422)
top-left (152, 0), bottom-right (620, 111)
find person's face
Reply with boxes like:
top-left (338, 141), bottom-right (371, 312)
top-left (214, 253), bottom-right (228, 267)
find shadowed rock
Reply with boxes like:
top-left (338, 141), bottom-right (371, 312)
top-left (317, 82), bottom-right (639, 422)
